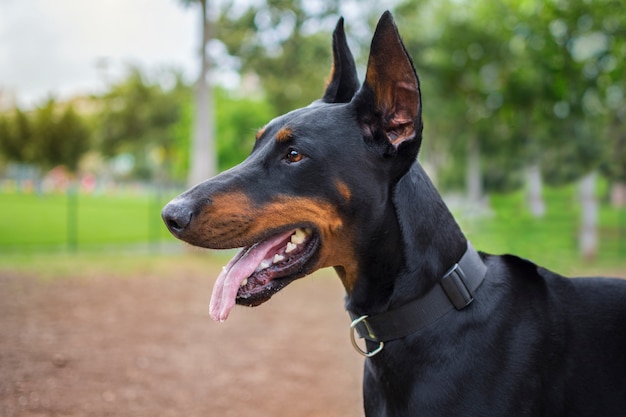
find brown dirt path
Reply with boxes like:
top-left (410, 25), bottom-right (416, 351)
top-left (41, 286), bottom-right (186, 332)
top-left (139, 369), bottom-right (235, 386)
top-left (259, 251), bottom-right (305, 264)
top-left (0, 260), bottom-right (364, 417)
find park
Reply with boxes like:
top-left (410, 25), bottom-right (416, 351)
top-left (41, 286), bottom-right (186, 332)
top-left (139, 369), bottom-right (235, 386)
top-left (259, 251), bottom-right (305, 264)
top-left (1, 0), bottom-right (625, 415)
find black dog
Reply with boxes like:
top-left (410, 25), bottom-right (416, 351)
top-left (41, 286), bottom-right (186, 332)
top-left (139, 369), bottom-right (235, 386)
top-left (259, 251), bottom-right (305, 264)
top-left (162, 12), bottom-right (626, 416)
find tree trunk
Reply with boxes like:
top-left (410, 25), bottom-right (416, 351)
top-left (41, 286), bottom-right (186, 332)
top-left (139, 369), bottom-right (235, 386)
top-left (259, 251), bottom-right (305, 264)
top-left (466, 136), bottom-right (483, 205)
top-left (578, 171), bottom-right (598, 261)
top-left (610, 181), bottom-right (626, 208)
top-left (187, 0), bottom-right (217, 187)
top-left (526, 163), bottom-right (546, 217)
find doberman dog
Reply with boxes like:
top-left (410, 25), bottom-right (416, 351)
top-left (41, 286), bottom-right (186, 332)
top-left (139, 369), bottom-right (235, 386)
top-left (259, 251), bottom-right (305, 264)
top-left (162, 11), bottom-right (626, 417)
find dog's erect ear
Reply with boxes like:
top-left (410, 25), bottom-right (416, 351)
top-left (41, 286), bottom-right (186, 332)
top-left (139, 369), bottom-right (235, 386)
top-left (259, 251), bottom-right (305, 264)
top-left (321, 17), bottom-right (360, 104)
top-left (355, 11), bottom-right (422, 151)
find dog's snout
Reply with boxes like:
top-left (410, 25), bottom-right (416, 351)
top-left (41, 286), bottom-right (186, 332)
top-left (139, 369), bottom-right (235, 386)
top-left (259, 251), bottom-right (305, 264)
top-left (161, 200), bottom-right (193, 236)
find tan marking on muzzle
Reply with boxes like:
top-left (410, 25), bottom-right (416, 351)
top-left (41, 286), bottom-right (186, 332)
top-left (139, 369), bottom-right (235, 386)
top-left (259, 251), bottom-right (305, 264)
top-left (193, 192), bottom-right (359, 292)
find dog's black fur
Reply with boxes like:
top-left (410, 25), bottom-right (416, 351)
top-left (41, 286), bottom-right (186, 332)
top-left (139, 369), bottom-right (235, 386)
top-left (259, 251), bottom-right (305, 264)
top-left (162, 12), bottom-right (626, 416)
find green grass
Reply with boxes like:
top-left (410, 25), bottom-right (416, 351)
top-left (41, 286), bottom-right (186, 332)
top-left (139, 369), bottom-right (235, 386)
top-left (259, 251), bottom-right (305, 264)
top-left (0, 186), bottom-right (624, 277)
top-left (457, 185), bottom-right (626, 275)
top-left (0, 191), bottom-right (178, 252)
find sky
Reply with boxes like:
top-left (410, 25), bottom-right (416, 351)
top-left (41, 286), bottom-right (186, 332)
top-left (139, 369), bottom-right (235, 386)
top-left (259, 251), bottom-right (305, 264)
top-left (0, 0), bottom-right (200, 108)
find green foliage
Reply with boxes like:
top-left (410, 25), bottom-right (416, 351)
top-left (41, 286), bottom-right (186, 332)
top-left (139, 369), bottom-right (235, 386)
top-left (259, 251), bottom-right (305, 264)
top-left (97, 67), bottom-right (191, 180)
top-left (215, 0), bottom-right (344, 113)
top-left (0, 108), bottom-right (36, 164)
top-left (168, 98), bottom-right (193, 182)
top-left (1, 0), bottom-right (623, 190)
top-left (601, 117), bottom-right (626, 182)
top-left (120, 83), bottom-right (275, 182)
top-left (215, 89), bottom-right (275, 170)
top-left (67, 64), bottom-right (276, 183)
top-left (0, 100), bottom-right (90, 173)
top-left (34, 100), bottom-right (90, 172)
top-left (0, 64), bottom-right (277, 185)
top-left (394, 0), bottom-right (625, 190)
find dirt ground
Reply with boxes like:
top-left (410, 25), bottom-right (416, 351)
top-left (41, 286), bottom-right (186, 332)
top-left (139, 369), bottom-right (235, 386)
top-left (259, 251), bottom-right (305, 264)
top-left (0, 259), bottom-right (365, 417)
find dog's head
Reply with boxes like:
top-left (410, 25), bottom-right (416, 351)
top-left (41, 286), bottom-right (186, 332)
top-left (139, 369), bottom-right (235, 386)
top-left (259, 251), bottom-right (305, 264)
top-left (162, 11), bottom-right (422, 321)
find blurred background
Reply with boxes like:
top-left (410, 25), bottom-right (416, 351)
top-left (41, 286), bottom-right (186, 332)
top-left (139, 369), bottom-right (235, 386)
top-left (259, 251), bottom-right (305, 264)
top-left (0, 0), bottom-right (624, 416)
top-left (0, 0), bottom-right (624, 264)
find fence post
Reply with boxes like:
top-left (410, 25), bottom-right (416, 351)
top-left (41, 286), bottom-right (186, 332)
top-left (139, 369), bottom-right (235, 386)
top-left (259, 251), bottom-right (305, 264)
top-left (67, 181), bottom-right (78, 252)
top-left (149, 185), bottom-right (162, 254)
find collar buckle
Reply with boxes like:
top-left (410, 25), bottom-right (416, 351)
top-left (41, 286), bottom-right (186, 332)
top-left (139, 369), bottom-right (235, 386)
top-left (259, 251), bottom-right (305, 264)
top-left (441, 263), bottom-right (475, 310)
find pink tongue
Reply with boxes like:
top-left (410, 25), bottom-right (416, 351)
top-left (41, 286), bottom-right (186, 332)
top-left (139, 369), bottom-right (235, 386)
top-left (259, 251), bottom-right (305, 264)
top-left (209, 230), bottom-right (294, 322)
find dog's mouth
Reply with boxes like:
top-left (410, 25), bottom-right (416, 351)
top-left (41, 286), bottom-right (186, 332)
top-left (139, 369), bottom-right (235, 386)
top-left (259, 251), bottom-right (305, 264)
top-left (209, 227), bottom-right (320, 321)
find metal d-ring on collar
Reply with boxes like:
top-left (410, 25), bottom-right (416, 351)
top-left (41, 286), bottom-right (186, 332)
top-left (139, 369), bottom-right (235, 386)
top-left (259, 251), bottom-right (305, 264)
top-left (347, 242), bottom-right (487, 357)
top-left (350, 315), bottom-right (384, 357)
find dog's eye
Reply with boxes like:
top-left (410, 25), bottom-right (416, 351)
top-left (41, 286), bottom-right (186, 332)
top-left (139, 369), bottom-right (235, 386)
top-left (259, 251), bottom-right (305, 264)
top-left (285, 148), bottom-right (304, 163)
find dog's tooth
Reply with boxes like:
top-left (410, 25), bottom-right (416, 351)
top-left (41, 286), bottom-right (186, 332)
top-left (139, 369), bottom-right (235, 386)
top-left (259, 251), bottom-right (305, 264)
top-left (273, 254), bottom-right (285, 263)
top-left (240, 278), bottom-right (248, 287)
top-left (291, 228), bottom-right (306, 244)
top-left (259, 260), bottom-right (271, 270)
top-left (285, 242), bottom-right (297, 253)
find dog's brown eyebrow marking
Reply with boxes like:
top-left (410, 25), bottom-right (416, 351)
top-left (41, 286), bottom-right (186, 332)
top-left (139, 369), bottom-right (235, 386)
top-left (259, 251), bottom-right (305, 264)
top-left (275, 127), bottom-right (294, 143)
top-left (255, 126), bottom-right (266, 141)
top-left (335, 180), bottom-right (351, 203)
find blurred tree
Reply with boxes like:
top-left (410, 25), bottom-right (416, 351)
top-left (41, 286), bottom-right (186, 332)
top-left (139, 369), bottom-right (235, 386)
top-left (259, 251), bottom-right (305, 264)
top-left (169, 87), bottom-right (275, 178)
top-left (29, 99), bottom-right (91, 251)
top-left (514, 1), bottom-right (605, 186)
top-left (0, 108), bottom-right (40, 191)
top-left (98, 67), bottom-right (190, 181)
top-left (32, 99), bottom-right (90, 173)
top-left (521, 0), bottom-right (623, 257)
top-left (0, 108), bottom-right (36, 164)
top-left (397, 0), bottom-right (623, 221)
top-left (179, 0), bottom-right (218, 187)
top-left (604, 115), bottom-right (626, 207)
top-left (491, 0), bottom-right (554, 216)
top-left (214, 88), bottom-right (275, 170)
top-left (168, 98), bottom-right (193, 182)
top-left (214, 0), bottom-right (359, 113)
top-left (96, 66), bottom-right (274, 183)
top-left (52, 105), bottom-right (90, 172)
top-left (0, 101), bottom-right (89, 174)
top-left (397, 0), bottom-right (517, 205)
top-left (596, 2), bottom-right (626, 207)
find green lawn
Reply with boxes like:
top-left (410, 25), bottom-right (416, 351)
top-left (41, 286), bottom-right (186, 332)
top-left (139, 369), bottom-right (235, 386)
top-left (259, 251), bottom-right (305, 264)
top-left (0, 191), bottom-right (178, 252)
top-left (1, 186), bottom-right (625, 276)
top-left (457, 185), bottom-right (626, 274)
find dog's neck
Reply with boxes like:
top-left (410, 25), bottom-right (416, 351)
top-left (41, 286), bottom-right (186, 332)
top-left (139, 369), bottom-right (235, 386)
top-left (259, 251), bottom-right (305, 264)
top-left (344, 162), bottom-right (467, 316)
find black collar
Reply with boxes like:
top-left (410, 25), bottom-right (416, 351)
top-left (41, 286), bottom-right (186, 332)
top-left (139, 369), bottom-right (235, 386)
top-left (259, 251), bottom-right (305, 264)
top-left (348, 242), bottom-right (487, 356)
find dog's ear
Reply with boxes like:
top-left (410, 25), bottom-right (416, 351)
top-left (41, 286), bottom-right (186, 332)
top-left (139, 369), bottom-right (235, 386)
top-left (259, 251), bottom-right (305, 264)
top-left (354, 11), bottom-right (422, 153)
top-left (321, 17), bottom-right (360, 104)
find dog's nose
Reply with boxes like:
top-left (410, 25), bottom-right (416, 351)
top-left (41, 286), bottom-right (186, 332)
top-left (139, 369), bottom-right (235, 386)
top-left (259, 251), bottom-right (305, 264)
top-left (161, 200), bottom-right (193, 236)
